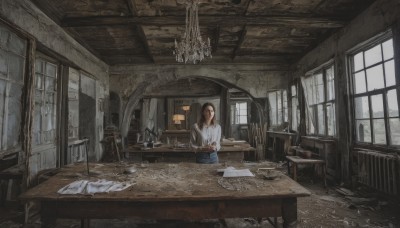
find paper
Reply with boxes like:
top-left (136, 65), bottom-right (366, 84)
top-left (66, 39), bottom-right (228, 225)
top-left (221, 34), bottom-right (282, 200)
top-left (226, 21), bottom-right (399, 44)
top-left (222, 168), bottom-right (254, 177)
top-left (57, 179), bottom-right (132, 194)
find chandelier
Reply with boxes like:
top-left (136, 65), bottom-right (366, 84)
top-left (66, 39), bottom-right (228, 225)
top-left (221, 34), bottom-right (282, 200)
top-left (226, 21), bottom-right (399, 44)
top-left (173, 0), bottom-right (212, 64)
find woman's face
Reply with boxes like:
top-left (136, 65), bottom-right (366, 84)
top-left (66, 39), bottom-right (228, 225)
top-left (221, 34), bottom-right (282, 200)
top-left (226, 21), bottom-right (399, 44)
top-left (203, 105), bottom-right (215, 122)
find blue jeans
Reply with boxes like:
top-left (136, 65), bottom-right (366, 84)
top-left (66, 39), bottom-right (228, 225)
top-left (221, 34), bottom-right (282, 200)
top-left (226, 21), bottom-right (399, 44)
top-left (196, 151), bottom-right (218, 164)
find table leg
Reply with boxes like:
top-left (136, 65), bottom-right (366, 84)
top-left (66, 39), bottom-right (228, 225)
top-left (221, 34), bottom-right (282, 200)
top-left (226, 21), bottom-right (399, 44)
top-left (287, 161), bottom-right (291, 176)
top-left (81, 218), bottom-right (90, 228)
top-left (293, 164), bottom-right (297, 181)
top-left (282, 198), bottom-right (297, 228)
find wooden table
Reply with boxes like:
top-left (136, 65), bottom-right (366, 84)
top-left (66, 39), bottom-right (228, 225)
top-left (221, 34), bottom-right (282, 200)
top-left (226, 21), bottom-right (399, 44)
top-left (286, 156), bottom-right (327, 187)
top-left (20, 162), bottom-right (310, 228)
top-left (123, 144), bottom-right (255, 162)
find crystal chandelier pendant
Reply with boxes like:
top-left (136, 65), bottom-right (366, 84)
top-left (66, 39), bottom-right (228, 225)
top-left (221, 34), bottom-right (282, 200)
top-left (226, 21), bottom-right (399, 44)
top-left (173, 0), bottom-right (212, 64)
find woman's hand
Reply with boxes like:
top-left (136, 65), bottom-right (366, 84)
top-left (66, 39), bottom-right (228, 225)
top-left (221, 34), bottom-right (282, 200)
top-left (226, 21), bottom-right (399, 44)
top-left (199, 143), bottom-right (216, 152)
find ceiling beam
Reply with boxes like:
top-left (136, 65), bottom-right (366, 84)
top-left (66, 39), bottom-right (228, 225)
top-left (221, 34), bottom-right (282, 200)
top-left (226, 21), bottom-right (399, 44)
top-left (136, 25), bottom-right (155, 64)
top-left (232, 27), bottom-right (247, 60)
top-left (61, 15), bottom-right (346, 28)
top-left (126, 0), bottom-right (138, 16)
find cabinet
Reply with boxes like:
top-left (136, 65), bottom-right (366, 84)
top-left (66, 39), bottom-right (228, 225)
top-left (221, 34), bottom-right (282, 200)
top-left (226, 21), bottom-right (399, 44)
top-left (300, 136), bottom-right (339, 180)
top-left (266, 131), bottom-right (296, 161)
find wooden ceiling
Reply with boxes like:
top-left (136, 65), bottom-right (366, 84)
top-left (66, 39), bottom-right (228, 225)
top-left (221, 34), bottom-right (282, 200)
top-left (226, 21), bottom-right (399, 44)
top-left (31, 0), bottom-right (375, 68)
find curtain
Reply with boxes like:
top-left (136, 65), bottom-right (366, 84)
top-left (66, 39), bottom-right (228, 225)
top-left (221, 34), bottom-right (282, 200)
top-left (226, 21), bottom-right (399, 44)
top-left (300, 75), bottom-right (317, 134)
top-left (141, 98), bottom-right (158, 139)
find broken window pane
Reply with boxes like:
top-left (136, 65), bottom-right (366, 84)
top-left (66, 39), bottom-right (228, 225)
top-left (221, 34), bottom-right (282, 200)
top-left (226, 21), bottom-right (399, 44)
top-left (389, 118), bottom-right (400, 145)
top-left (353, 52), bottom-right (364, 72)
top-left (384, 60), bottom-right (395, 87)
top-left (387, 89), bottom-right (399, 117)
top-left (354, 71), bottom-right (366, 94)
top-left (371, 94), bottom-right (384, 118)
top-left (366, 65), bottom-right (384, 91)
top-left (364, 44), bottom-right (382, 67)
top-left (355, 96), bottom-right (370, 119)
top-left (373, 119), bottom-right (386, 144)
top-left (382, 39), bottom-right (393, 60)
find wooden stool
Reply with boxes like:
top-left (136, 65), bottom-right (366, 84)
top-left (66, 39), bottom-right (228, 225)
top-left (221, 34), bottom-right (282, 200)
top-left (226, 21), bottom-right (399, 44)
top-left (286, 155), bottom-right (327, 187)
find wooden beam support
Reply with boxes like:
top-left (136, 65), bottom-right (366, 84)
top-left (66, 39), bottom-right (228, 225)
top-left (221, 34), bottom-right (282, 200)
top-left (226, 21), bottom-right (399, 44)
top-left (232, 27), bottom-right (246, 60)
top-left (136, 25), bottom-right (155, 64)
top-left (61, 15), bottom-right (346, 28)
top-left (126, 0), bottom-right (138, 16)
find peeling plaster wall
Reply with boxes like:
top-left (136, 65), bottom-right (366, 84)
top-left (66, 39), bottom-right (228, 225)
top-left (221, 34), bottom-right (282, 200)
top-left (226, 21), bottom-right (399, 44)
top-left (0, 0), bottom-right (109, 84)
top-left (110, 65), bottom-right (289, 100)
top-left (293, 0), bottom-right (400, 182)
top-left (110, 64), bottom-right (290, 136)
top-left (0, 0), bottom-right (110, 167)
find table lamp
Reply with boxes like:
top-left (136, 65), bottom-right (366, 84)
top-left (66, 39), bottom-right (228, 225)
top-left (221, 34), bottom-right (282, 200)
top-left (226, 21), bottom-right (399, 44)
top-left (172, 114), bottom-right (185, 130)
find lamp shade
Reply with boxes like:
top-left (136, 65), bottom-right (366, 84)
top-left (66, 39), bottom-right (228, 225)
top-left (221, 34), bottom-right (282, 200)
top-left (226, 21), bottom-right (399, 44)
top-left (181, 105), bottom-right (190, 111)
top-left (172, 114), bottom-right (185, 124)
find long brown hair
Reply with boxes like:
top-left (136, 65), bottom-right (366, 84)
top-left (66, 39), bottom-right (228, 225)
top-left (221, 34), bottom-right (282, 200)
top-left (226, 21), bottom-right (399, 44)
top-left (198, 102), bottom-right (216, 130)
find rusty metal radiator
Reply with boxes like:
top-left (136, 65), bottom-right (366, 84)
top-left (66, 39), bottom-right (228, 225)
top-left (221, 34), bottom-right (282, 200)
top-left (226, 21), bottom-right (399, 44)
top-left (357, 150), bottom-right (399, 196)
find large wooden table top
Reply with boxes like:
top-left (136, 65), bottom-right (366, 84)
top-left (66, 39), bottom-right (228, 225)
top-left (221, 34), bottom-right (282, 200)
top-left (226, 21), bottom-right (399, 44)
top-left (123, 144), bottom-right (255, 154)
top-left (20, 162), bottom-right (309, 202)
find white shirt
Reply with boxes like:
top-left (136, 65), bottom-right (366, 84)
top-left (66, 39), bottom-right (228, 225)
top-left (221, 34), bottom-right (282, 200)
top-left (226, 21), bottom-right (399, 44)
top-left (190, 123), bottom-right (221, 151)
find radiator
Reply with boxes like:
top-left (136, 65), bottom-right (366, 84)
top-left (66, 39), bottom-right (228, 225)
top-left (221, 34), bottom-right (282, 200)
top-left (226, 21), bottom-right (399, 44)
top-left (357, 150), bottom-right (399, 196)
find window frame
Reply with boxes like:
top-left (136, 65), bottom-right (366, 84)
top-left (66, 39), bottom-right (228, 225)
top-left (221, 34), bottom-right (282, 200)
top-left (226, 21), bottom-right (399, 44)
top-left (230, 101), bottom-right (248, 125)
top-left (290, 83), bottom-right (300, 132)
top-left (348, 30), bottom-right (399, 148)
top-left (32, 53), bottom-right (59, 150)
top-left (268, 90), bottom-right (288, 127)
top-left (304, 61), bottom-right (336, 137)
top-left (0, 22), bottom-right (27, 155)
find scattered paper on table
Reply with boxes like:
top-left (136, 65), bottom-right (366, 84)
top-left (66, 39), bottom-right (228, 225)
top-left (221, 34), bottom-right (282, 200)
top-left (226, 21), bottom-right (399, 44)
top-left (57, 179), bottom-right (132, 194)
top-left (223, 168), bottom-right (254, 177)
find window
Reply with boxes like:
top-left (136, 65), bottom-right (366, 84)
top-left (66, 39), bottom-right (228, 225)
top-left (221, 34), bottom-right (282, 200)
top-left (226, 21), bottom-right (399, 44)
top-left (0, 24), bottom-right (26, 152)
top-left (350, 35), bottom-right (399, 146)
top-left (231, 102), bottom-right (248, 124)
top-left (33, 57), bottom-right (58, 146)
top-left (302, 63), bottom-right (336, 136)
top-left (291, 84), bottom-right (299, 131)
top-left (268, 90), bottom-right (288, 126)
top-left (68, 68), bottom-right (79, 140)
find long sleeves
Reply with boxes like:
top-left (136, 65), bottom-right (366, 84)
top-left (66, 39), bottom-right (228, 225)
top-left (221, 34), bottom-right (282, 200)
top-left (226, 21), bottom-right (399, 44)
top-left (190, 123), bottom-right (221, 151)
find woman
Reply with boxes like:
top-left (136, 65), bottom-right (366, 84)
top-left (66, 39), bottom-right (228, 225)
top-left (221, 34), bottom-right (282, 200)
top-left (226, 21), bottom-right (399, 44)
top-left (190, 102), bottom-right (221, 164)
